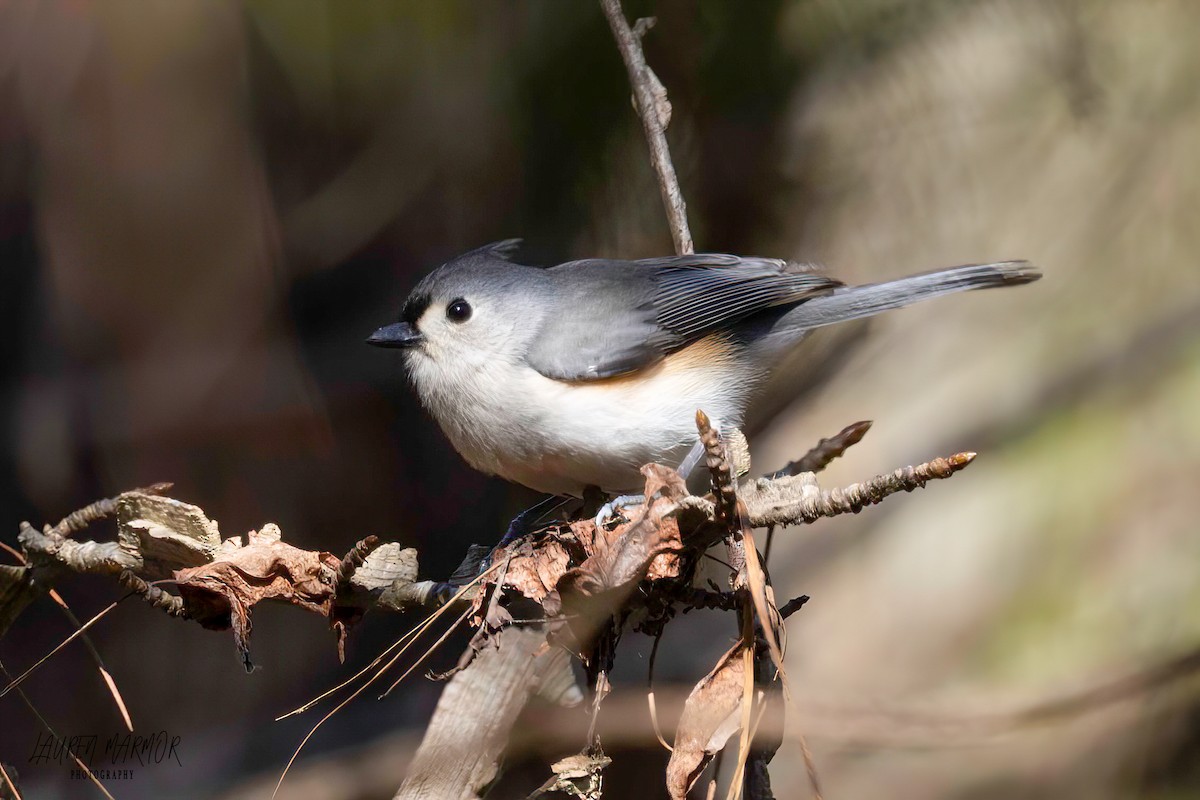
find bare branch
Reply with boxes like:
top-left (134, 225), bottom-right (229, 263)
top-left (599, 0), bottom-right (694, 254)
top-left (741, 452), bottom-right (977, 529)
top-left (119, 570), bottom-right (189, 618)
top-left (768, 420), bottom-right (873, 478)
top-left (50, 482), bottom-right (173, 539)
top-left (335, 535), bottom-right (383, 595)
top-left (1, 490), bottom-right (440, 667)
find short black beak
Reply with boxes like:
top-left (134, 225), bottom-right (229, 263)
top-left (366, 322), bottom-right (424, 349)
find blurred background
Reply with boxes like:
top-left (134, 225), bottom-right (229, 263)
top-left (2, 1), bottom-right (1199, 798)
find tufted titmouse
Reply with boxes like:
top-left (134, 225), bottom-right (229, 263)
top-left (368, 240), bottom-right (1039, 497)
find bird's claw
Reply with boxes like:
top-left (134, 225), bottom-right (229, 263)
top-left (593, 494), bottom-right (646, 528)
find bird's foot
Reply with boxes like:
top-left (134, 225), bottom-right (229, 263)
top-left (593, 494), bottom-right (646, 528)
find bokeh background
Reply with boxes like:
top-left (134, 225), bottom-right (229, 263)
top-left (2, 1), bottom-right (1199, 798)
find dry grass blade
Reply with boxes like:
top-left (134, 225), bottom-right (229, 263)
top-left (0, 540), bottom-right (24, 563)
top-left (378, 605), bottom-right (473, 698)
top-left (275, 620), bottom-right (426, 720)
top-left (648, 690), bottom-right (674, 753)
top-left (98, 667), bottom-right (133, 733)
top-left (273, 603), bottom-right (474, 799)
top-left (798, 733), bottom-right (824, 800)
top-left (738, 520), bottom-right (787, 700)
top-left (731, 691), bottom-right (772, 800)
top-left (725, 608), bottom-right (757, 800)
top-left (647, 632), bottom-right (674, 752)
top-left (276, 562), bottom-right (500, 720)
top-left (0, 542), bottom-right (133, 731)
top-left (272, 566), bottom-right (500, 798)
top-left (0, 601), bottom-right (119, 700)
top-left (0, 761), bottom-right (23, 800)
top-left (52, 593), bottom-right (134, 731)
top-left (0, 660), bottom-right (116, 800)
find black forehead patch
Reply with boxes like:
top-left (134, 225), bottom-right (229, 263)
top-left (401, 292), bottom-right (431, 325)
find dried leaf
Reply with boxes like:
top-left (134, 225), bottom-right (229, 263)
top-left (645, 514), bottom-right (683, 581)
top-left (504, 539), bottom-right (572, 602)
top-left (529, 749), bottom-right (612, 799)
top-left (561, 465), bottom-right (687, 595)
top-left (570, 518), bottom-right (601, 561)
top-left (173, 527), bottom-right (339, 667)
top-left (556, 474), bottom-right (687, 648)
top-left (667, 639), bottom-right (750, 800)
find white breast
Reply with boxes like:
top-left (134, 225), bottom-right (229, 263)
top-left (408, 338), bottom-right (754, 496)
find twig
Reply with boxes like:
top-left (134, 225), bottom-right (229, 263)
top-left (50, 482), bottom-right (173, 539)
top-left (768, 421), bottom-right (873, 478)
top-left (336, 535), bottom-right (383, 596)
top-left (743, 452), bottom-right (977, 528)
top-left (778, 596), bottom-right (810, 620)
top-left (118, 571), bottom-right (189, 618)
top-left (698, 411), bottom-right (739, 529)
top-left (599, 0), bottom-right (694, 254)
top-left (797, 734), bottom-right (823, 800)
top-left (17, 522), bottom-right (139, 575)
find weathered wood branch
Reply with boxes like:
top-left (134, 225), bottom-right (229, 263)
top-left (1, 490), bottom-right (439, 659)
top-left (393, 626), bottom-right (579, 800)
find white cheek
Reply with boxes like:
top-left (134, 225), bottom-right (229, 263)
top-left (403, 317), bottom-right (495, 392)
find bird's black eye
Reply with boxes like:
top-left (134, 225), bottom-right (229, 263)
top-left (446, 298), bottom-right (472, 323)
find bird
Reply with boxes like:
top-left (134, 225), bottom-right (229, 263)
top-left (368, 240), bottom-right (1040, 499)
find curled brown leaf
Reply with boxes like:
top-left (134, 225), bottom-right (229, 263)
top-left (666, 639), bottom-right (749, 800)
top-left (173, 526), bottom-right (339, 667)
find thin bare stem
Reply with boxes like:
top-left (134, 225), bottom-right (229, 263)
top-left (336, 535), bottom-right (383, 594)
top-left (118, 571), bottom-right (189, 618)
top-left (51, 482), bottom-right (172, 538)
top-left (768, 420), bottom-right (873, 478)
top-left (599, 0), bottom-right (694, 254)
top-left (1, 601), bottom-right (120, 700)
top-left (0, 660), bottom-right (115, 800)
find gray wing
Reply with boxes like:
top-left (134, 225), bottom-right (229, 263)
top-left (524, 254), bottom-right (840, 381)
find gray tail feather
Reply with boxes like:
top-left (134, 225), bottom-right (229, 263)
top-left (780, 260), bottom-right (1041, 331)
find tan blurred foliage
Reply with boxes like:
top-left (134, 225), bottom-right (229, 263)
top-left (756, 1), bottom-right (1200, 797)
